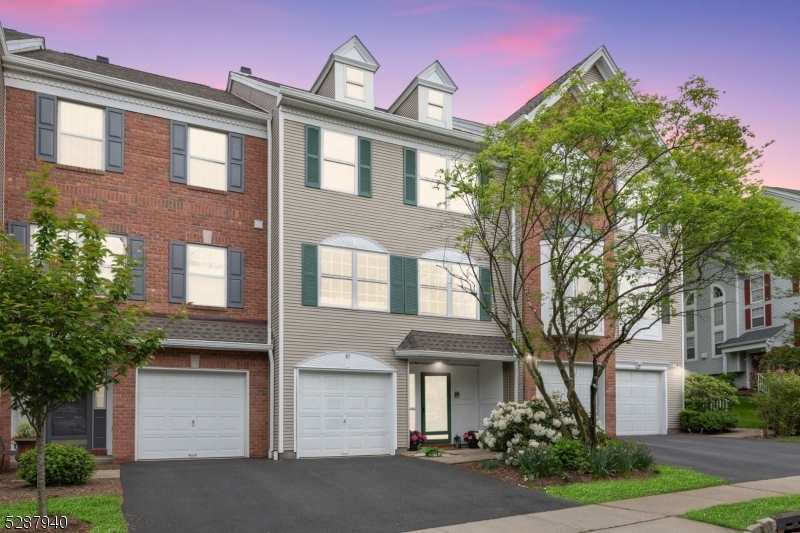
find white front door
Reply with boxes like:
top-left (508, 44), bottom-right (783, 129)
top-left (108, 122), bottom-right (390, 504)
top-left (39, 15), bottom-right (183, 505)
top-left (616, 369), bottom-right (665, 435)
top-left (297, 371), bottom-right (392, 458)
top-left (137, 369), bottom-right (247, 460)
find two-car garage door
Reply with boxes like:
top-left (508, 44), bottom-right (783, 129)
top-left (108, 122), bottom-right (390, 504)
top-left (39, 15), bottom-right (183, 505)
top-left (137, 369), bottom-right (247, 460)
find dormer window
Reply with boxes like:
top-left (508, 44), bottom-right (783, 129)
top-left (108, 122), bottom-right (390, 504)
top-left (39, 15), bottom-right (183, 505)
top-left (345, 67), bottom-right (365, 100)
top-left (427, 89), bottom-right (444, 121)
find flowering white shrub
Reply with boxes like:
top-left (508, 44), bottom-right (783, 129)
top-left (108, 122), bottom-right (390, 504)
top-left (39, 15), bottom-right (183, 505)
top-left (478, 391), bottom-right (598, 466)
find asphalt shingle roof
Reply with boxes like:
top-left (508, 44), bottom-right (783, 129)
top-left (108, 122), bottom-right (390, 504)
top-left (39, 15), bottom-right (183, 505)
top-left (3, 28), bottom-right (42, 41)
top-left (767, 186), bottom-right (800, 197)
top-left (17, 49), bottom-right (261, 111)
top-left (396, 330), bottom-right (513, 357)
top-left (718, 325), bottom-right (785, 348)
top-left (142, 317), bottom-right (269, 345)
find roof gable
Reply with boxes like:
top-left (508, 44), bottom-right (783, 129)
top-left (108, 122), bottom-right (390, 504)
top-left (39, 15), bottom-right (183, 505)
top-left (331, 35), bottom-right (379, 71)
top-left (416, 60), bottom-right (457, 92)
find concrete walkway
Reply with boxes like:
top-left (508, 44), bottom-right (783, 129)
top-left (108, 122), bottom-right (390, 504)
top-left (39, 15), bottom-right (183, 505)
top-left (410, 475), bottom-right (800, 532)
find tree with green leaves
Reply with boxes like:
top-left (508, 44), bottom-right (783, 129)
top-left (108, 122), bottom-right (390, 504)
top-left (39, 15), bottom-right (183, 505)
top-left (0, 165), bottom-right (169, 514)
top-left (443, 73), bottom-right (800, 445)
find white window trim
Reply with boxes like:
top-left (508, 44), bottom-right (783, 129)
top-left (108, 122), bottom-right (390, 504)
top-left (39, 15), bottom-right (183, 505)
top-left (318, 245), bottom-right (389, 312)
top-left (750, 274), bottom-right (765, 304)
top-left (344, 66), bottom-right (366, 102)
top-left (711, 285), bottom-right (726, 357)
top-left (685, 292), bottom-right (697, 361)
top-left (186, 243), bottom-right (227, 308)
top-left (418, 259), bottom-right (479, 320)
top-left (187, 126), bottom-right (228, 191)
top-left (751, 305), bottom-right (766, 329)
top-left (57, 100), bottom-right (104, 170)
top-left (321, 129), bottom-right (358, 195)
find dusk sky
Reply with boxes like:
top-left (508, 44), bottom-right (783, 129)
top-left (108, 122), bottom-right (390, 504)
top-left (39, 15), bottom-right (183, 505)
top-left (2, 0), bottom-right (797, 188)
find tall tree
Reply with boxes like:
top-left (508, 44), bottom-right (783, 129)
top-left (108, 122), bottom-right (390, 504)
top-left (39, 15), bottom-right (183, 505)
top-left (443, 74), bottom-right (800, 444)
top-left (0, 165), bottom-right (169, 514)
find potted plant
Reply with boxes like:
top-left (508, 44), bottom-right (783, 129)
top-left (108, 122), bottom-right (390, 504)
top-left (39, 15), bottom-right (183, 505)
top-left (13, 420), bottom-right (37, 455)
top-left (463, 430), bottom-right (480, 449)
top-left (409, 430), bottom-right (427, 452)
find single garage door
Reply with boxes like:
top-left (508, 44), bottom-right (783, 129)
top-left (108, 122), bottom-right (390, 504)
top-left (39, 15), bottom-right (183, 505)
top-left (297, 371), bottom-right (392, 458)
top-left (538, 362), bottom-right (604, 422)
top-left (137, 369), bottom-right (247, 460)
top-left (616, 370), bottom-right (664, 435)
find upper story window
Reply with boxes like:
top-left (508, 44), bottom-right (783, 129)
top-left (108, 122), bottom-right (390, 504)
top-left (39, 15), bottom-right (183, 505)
top-left (187, 244), bottom-right (227, 307)
top-left (99, 234), bottom-right (127, 280)
top-left (427, 89), bottom-right (445, 121)
top-left (345, 67), bottom-right (366, 101)
top-left (750, 275), bottom-right (764, 303)
top-left (751, 306), bottom-right (765, 329)
top-left (319, 245), bottom-right (388, 311)
top-left (188, 127), bottom-right (227, 191)
top-left (59, 101), bottom-right (103, 170)
top-left (419, 259), bottom-right (478, 319)
top-left (322, 130), bottom-right (357, 194)
top-left (711, 286), bottom-right (726, 355)
top-left (417, 152), bottom-right (471, 214)
top-left (685, 292), bottom-right (696, 360)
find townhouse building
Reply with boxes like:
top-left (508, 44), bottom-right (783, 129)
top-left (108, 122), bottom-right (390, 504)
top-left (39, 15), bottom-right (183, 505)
top-left (686, 186), bottom-right (800, 388)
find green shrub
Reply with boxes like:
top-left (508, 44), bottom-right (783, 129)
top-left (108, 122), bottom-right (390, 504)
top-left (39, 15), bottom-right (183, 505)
top-left (418, 446), bottom-right (445, 457)
top-left (755, 371), bottom-right (800, 436)
top-left (679, 409), bottom-right (703, 432)
top-left (518, 445), bottom-right (563, 480)
top-left (685, 372), bottom-right (739, 411)
top-left (585, 440), bottom-right (653, 478)
top-left (479, 460), bottom-right (502, 471)
top-left (715, 373), bottom-right (738, 388)
top-left (16, 444), bottom-right (96, 486)
top-left (759, 346), bottom-right (800, 373)
top-left (680, 408), bottom-right (737, 433)
top-left (550, 438), bottom-right (589, 472)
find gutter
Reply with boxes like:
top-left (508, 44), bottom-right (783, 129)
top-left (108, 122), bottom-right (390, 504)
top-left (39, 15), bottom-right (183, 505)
top-left (394, 349), bottom-right (516, 362)
top-left (160, 338), bottom-right (272, 352)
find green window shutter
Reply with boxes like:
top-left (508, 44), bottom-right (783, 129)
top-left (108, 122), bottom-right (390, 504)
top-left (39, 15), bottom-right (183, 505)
top-left (478, 165), bottom-right (490, 218)
top-left (403, 147), bottom-right (417, 205)
top-left (390, 256), bottom-right (405, 314)
top-left (404, 257), bottom-right (418, 315)
top-left (358, 137), bottom-right (372, 197)
top-left (301, 244), bottom-right (318, 306)
top-left (305, 125), bottom-right (321, 188)
top-left (479, 266), bottom-right (492, 321)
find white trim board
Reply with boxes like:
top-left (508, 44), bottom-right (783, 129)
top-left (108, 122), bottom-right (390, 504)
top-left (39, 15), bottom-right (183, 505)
top-left (395, 350), bottom-right (516, 362)
top-left (160, 339), bottom-right (272, 351)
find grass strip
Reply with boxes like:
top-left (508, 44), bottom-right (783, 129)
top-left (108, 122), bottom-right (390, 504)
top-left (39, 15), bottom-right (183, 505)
top-left (684, 494), bottom-right (800, 531)
top-left (0, 495), bottom-right (126, 533)
top-left (542, 465), bottom-right (726, 504)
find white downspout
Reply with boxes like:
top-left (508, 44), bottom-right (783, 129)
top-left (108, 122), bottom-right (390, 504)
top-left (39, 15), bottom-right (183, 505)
top-left (266, 116), bottom-right (275, 459)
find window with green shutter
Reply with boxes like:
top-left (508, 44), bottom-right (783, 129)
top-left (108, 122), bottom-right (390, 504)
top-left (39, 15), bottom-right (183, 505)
top-left (403, 147), bottom-right (417, 205)
top-left (301, 244), bottom-right (319, 306)
top-left (390, 256), bottom-right (405, 314)
top-left (305, 125), bottom-right (321, 188)
top-left (479, 266), bottom-right (492, 321)
top-left (404, 257), bottom-right (418, 315)
top-left (358, 137), bottom-right (372, 197)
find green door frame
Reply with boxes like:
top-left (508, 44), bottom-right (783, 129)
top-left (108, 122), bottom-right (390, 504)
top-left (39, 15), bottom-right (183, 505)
top-left (420, 372), bottom-right (451, 444)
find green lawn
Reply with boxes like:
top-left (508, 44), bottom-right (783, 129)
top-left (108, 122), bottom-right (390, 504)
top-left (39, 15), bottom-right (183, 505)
top-left (772, 436), bottom-right (800, 443)
top-left (542, 465), bottom-right (726, 504)
top-left (0, 495), bottom-right (126, 533)
top-left (731, 396), bottom-right (764, 429)
top-left (684, 494), bottom-right (800, 530)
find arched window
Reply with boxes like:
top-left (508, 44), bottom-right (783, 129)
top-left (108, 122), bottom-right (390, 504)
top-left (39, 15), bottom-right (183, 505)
top-left (685, 292), bottom-right (697, 361)
top-left (418, 248), bottom-right (479, 319)
top-left (318, 234), bottom-right (388, 311)
top-left (711, 286), bottom-right (726, 356)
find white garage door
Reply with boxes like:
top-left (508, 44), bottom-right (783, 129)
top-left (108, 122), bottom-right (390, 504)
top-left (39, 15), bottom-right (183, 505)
top-left (297, 371), bottom-right (392, 458)
top-left (137, 370), bottom-right (247, 460)
top-left (616, 370), bottom-right (664, 435)
top-left (538, 362), bottom-right (604, 422)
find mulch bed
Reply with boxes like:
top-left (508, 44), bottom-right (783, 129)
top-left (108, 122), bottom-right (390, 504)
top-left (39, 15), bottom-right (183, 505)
top-left (457, 460), bottom-right (654, 488)
top-left (0, 471), bottom-right (122, 506)
top-left (5, 516), bottom-right (92, 532)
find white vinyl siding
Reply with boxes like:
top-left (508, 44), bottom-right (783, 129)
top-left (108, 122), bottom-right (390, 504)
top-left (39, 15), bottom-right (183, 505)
top-left (187, 244), bottom-right (226, 307)
top-left (59, 101), bottom-right (103, 170)
top-left (419, 260), bottom-right (478, 319)
top-left (188, 127), bottom-right (227, 191)
top-left (319, 246), bottom-right (388, 311)
top-left (322, 130), bottom-right (357, 194)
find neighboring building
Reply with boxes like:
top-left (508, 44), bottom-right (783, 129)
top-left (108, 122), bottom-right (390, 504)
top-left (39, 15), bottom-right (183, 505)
top-left (0, 25), bottom-right (273, 461)
top-left (686, 186), bottom-right (800, 388)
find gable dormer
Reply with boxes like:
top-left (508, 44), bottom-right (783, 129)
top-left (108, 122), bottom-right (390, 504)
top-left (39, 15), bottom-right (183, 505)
top-left (388, 61), bottom-right (457, 129)
top-left (310, 36), bottom-right (379, 110)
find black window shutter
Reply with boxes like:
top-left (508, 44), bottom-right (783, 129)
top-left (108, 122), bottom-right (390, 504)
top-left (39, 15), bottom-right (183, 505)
top-left (168, 241), bottom-right (187, 303)
top-left (403, 257), bottom-right (418, 315)
top-left (301, 244), bottom-right (318, 306)
top-left (228, 248), bottom-right (245, 308)
top-left (479, 266), bottom-right (492, 321)
top-left (35, 93), bottom-right (57, 163)
top-left (170, 121), bottom-right (188, 184)
top-left (661, 288), bottom-right (671, 324)
top-left (305, 126), bottom-right (321, 188)
top-left (403, 147), bottom-right (417, 205)
top-left (228, 133), bottom-right (245, 193)
top-left (128, 236), bottom-right (146, 301)
top-left (390, 256), bottom-right (405, 314)
top-left (358, 137), bottom-right (372, 197)
top-left (105, 107), bottom-right (125, 173)
top-left (8, 221), bottom-right (29, 255)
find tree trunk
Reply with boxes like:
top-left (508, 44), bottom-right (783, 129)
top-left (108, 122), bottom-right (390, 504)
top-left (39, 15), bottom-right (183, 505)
top-left (35, 422), bottom-right (47, 516)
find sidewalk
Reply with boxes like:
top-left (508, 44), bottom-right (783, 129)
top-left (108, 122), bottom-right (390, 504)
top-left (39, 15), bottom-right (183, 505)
top-left (409, 475), bottom-right (800, 532)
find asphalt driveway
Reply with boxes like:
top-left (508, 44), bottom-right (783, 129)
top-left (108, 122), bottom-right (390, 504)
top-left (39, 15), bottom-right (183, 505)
top-left (631, 434), bottom-right (800, 483)
top-left (121, 455), bottom-right (579, 533)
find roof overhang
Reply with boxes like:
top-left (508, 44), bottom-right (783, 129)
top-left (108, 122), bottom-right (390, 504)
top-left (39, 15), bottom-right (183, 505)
top-left (160, 338), bottom-right (271, 352)
top-left (394, 349), bottom-right (517, 362)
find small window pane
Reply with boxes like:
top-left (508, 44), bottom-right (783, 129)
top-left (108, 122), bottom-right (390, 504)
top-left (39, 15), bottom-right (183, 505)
top-left (188, 245), bottom-right (226, 276)
top-left (715, 331), bottom-right (725, 344)
top-left (321, 247), bottom-right (353, 277)
top-left (94, 386), bottom-right (106, 409)
top-left (751, 306), bottom-right (765, 327)
top-left (357, 252), bottom-right (387, 282)
top-left (322, 160), bottom-right (356, 193)
top-left (452, 291), bottom-right (477, 318)
top-left (420, 288), bottom-right (447, 315)
top-left (346, 82), bottom-right (365, 100)
top-left (420, 261), bottom-right (447, 288)
top-left (448, 193), bottom-right (471, 214)
top-left (427, 104), bottom-right (443, 121)
top-left (189, 158), bottom-right (226, 190)
top-left (357, 281), bottom-right (387, 310)
top-left (713, 287), bottom-right (723, 298)
top-left (428, 89), bottom-right (444, 106)
top-left (451, 264), bottom-right (477, 292)
top-left (321, 278), bottom-right (352, 307)
top-left (189, 128), bottom-right (226, 162)
top-left (418, 179), bottom-right (446, 208)
top-left (686, 345), bottom-right (696, 360)
top-left (60, 135), bottom-right (102, 170)
top-left (686, 310), bottom-right (695, 333)
top-left (346, 66), bottom-right (365, 84)
top-left (188, 276), bottom-right (226, 307)
top-left (713, 302), bottom-right (724, 326)
top-left (419, 153), bottom-right (446, 180)
top-left (750, 276), bottom-right (764, 303)
top-left (323, 130), bottom-right (356, 163)
top-left (60, 101), bottom-right (103, 138)
top-left (100, 235), bottom-right (127, 280)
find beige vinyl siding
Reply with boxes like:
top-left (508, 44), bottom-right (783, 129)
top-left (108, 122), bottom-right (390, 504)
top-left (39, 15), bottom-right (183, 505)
top-left (282, 119), bottom-right (504, 451)
top-left (317, 68), bottom-right (335, 99)
top-left (582, 65), bottom-right (605, 84)
top-left (393, 87), bottom-right (419, 120)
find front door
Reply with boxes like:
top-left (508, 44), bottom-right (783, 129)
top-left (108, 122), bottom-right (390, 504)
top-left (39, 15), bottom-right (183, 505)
top-left (421, 373), bottom-right (450, 443)
top-left (47, 394), bottom-right (91, 447)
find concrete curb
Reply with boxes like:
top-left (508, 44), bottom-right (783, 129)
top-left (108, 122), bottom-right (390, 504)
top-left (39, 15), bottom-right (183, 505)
top-left (744, 517), bottom-right (776, 533)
